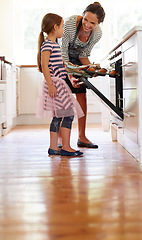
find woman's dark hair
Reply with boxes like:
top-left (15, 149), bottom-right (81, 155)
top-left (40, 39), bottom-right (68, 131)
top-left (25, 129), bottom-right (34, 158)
top-left (37, 13), bottom-right (62, 72)
top-left (83, 2), bottom-right (105, 23)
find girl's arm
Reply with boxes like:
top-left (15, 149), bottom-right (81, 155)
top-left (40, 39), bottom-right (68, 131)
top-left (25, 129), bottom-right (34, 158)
top-left (41, 50), bottom-right (57, 97)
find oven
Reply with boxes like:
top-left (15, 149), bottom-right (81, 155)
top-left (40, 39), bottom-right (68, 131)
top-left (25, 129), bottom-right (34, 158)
top-left (108, 48), bottom-right (124, 127)
top-left (79, 48), bottom-right (124, 122)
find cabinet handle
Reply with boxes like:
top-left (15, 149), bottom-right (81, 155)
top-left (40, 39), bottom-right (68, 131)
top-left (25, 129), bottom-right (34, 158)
top-left (123, 112), bottom-right (136, 117)
top-left (0, 90), bottom-right (4, 103)
top-left (122, 62), bottom-right (136, 67)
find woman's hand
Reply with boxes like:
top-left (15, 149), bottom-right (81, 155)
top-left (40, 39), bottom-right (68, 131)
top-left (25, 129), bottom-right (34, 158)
top-left (48, 84), bottom-right (57, 98)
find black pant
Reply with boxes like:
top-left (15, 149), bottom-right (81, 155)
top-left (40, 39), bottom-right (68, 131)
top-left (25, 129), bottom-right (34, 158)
top-left (50, 116), bottom-right (74, 133)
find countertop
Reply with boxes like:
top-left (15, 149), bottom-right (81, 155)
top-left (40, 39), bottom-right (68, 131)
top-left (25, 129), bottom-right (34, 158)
top-left (109, 25), bottom-right (142, 54)
top-left (0, 80), bottom-right (6, 84)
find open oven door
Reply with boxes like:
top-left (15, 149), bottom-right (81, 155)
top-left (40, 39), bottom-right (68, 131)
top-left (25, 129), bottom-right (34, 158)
top-left (80, 76), bottom-right (124, 120)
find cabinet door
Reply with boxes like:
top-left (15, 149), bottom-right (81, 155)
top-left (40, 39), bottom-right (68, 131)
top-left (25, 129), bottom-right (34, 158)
top-left (0, 84), bottom-right (6, 124)
top-left (20, 67), bottom-right (43, 114)
top-left (122, 35), bottom-right (138, 144)
top-left (123, 89), bottom-right (138, 143)
top-left (123, 45), bottom-right (137, 89)
top-left (5, 64), bottom-right (13, 127)
top-left (12, 65), bottom-right (17, 118)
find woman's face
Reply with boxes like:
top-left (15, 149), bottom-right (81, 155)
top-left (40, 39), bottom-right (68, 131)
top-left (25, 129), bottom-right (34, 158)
top-left (82, 11), bottom-right (99, 32)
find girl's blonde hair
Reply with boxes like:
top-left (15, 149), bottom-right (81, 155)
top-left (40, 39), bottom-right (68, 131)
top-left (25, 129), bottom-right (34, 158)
top-left (37, 13), bottom-right (62, 72)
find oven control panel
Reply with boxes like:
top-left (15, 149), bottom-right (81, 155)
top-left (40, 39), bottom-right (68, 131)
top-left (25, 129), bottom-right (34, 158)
top-left (108, 50), bottom-right (122, 61)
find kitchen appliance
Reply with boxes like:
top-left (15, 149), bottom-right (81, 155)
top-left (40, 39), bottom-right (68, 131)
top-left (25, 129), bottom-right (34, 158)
top-left (65, 53), bottom-right (124, 120)
top-left (107, 47), bottom-right (124, 128)
top-left (79, 49), bottom-right (124, 121)
top-left (80, 35), bottom-right (138, 146)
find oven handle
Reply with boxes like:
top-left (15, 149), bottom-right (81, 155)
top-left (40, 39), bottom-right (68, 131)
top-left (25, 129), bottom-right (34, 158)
top-left (121, 62), bottom-right (136, 67)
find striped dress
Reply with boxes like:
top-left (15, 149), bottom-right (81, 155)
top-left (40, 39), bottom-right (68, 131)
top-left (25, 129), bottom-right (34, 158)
top-left (36, 39), bottom-right (84, 119)
top-left (61, 15), bottom-right (102, 62)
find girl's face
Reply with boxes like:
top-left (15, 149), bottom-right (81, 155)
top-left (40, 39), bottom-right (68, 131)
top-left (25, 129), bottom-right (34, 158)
top-left (82, 11), bottom-right (99, 32)
top-left (55, 19), bottom-right (64, 38)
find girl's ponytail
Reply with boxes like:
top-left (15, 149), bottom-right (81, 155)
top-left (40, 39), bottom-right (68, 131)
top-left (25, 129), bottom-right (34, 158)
top-left (37, 31), bottom-right (44, 72)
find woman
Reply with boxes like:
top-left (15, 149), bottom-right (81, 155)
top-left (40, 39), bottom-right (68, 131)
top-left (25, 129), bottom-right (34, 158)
top-left (61, 2), bottom-right (105, 148)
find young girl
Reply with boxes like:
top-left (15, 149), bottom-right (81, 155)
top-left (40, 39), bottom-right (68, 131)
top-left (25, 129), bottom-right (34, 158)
top-left (37, 13), bottom-right (84, 157)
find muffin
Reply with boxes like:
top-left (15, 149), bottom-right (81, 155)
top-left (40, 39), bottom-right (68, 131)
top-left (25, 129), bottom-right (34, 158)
top-left (99, 68), bottom-right (107, 73)
top-left (88, 67), bottom-right (96, 72)
top-left (109, 70), bottom-right (117, 75)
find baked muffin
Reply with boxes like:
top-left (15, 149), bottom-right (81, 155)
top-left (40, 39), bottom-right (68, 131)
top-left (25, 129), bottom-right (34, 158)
top-left (109, 70), bottom-right (117, 75)
top-left (99, 68), bottom-right (107, 73)
top-left (88, 67), bottom-right (96, 72)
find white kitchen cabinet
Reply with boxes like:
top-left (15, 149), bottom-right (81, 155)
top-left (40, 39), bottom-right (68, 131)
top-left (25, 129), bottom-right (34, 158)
top-left (86, 77), bottom-right (102, 124)
top-left (122, 34), bottom-right (138, 144)
top-left (0, 83), bottom-right (6, 124)
top-left (19, 67), bottom-right (40, 114)
top-left (16, 66), bottom-right (20, 115)
top-left (18, 66), bottom-right (48, 125)
top-left (0, 58), bottom-right (17, 135)
top-left (4, 63), bottom-right (17, 132)
top-left (102, 26), bottom-right (142, 170)
top-left (0, 82), bottom-right (6, 136)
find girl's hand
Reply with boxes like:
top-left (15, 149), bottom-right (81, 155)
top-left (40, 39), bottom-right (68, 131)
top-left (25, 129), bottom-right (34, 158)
top-left (68, 75), bottom-right (80, 88)
top-left (71, 78), bottom-right (80, 88)
top-left (48, 84), bottom-right (57, 98)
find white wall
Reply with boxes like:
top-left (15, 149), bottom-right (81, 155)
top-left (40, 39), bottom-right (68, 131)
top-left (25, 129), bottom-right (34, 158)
top-left (0, 0), bottom-right (15, 59)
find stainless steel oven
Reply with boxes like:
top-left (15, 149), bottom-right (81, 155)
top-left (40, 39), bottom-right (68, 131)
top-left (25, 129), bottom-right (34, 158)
top-left (80, 48), bottom-right (124, 121)
top-left (108, 48), bottom-right (124, 127)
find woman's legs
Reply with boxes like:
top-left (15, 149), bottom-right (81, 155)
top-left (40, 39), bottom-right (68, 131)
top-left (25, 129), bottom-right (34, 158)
top-left (76, 92), bottom-right (91, 143)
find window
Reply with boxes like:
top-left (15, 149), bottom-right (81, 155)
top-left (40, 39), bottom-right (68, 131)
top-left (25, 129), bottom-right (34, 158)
top-left (14, 0), bottom-right (142, 64)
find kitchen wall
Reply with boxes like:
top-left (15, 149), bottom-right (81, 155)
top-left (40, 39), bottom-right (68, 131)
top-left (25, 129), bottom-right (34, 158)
top-left (0, 0), bottom-right (15, 59)
top-left (0, 0), bottom-right (109, 64)
top-left (1, 0), bottom-right (142, 64)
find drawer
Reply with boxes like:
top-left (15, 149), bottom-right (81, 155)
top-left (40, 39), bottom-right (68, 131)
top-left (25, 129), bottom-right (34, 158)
top-left (122, 45), bottom-right (137, 89)
top-left (123, 89), bottom-right (137, 112)
top-left (123, 89), bottom-right (138, 143)
top-left (122, 34), bottom-right (135, 52)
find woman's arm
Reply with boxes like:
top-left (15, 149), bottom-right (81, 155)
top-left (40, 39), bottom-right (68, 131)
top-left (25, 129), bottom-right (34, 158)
top-left (41, 51), bottom-right (57, 97)
top-left (61, 21), bottom-right (70, 62)
top-left (61, 16), bottom-right (77, 62)
top-left (79, 57), bottom-right (91, 65)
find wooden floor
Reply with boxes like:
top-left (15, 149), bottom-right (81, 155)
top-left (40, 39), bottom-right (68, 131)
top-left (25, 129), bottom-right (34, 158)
top-left (0, 124), bottom-right (142, 240)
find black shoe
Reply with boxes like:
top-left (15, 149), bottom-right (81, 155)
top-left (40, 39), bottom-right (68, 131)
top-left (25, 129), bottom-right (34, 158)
top-left (77, 139), bottom-right (98, 148)
top-left (60, 149), bottom-right (83, 157)
top-left (48, 148), bottom-right (60, 155)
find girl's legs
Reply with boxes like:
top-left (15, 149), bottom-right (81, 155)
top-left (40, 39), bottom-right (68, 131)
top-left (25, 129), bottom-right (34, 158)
top-left (50, 117), bottom-right (62, 150)
top-left (76, 92), bottom-right (91, 143)
top-left (60, 116), bottom-right (76, 152)
top-left (50, 132), bottom-right (59, 150)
